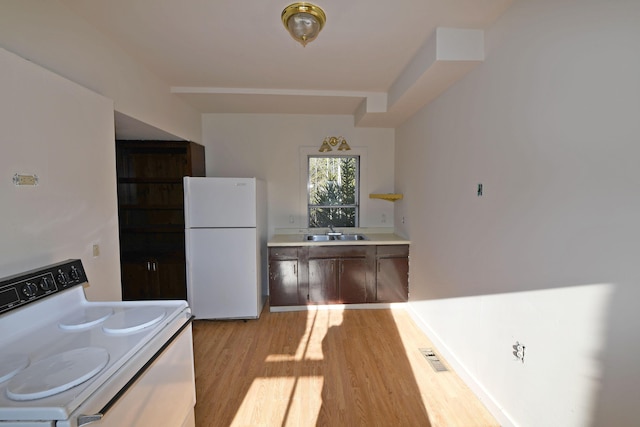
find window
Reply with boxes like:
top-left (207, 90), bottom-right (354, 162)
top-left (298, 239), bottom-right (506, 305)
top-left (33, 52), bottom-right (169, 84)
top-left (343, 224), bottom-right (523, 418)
top-left (307, 155), bottom-right (359, 228)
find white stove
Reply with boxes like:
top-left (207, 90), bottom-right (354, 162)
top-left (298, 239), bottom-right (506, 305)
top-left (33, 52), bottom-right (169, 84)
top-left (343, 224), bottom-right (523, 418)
top-left (0, 260), bottom-right (196, 427)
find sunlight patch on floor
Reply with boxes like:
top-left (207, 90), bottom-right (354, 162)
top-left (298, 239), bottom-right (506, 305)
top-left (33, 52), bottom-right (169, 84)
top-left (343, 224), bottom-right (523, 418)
top-left (230, 376), bottom-right (295, 426)
top-left (230, 375), bottom-right (325, 427)
top-left (388, 307), bottom-right (457, 427)
top-left (231, 308), bottom-right (345, 426)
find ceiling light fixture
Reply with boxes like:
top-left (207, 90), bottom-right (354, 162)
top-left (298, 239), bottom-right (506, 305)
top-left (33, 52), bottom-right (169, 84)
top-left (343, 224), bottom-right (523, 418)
top-left (319, 136), bottom-right (350, 153)
top-left (281, 2), bottom-right (326, 47)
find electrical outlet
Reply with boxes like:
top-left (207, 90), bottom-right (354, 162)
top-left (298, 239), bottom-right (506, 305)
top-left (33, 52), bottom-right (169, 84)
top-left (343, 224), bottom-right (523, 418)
top-left (92, 244), bottom-right (100, 257)
top-left (13, 173), bottom-right (39, 186)
top-left (512, 341), bottom-right (525, 363)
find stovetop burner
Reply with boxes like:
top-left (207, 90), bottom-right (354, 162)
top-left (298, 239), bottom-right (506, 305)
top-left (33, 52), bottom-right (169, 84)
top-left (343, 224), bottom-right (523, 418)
top-left (0, 353), bottom-right (29, 384)
top-left (58, 307), bottom-right (114, 331)
top-left (102, 306), bottom-right (166, 335)
top-left (6, 347), bottom-right (109, 401)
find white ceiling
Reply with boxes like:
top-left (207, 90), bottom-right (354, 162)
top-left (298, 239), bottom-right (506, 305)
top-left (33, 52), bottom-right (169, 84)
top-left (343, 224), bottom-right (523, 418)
top-left (63, 0), bottom-right (512, 132)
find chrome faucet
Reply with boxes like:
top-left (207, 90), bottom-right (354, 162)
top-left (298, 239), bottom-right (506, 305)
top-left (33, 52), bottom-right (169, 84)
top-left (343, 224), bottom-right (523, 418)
top-left (327, 224), bottom-right (341, 236)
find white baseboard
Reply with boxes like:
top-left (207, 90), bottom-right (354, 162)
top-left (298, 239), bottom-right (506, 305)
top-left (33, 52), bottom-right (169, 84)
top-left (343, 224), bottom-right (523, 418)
top-left (406, 303), bottom-right (516, 427)
top-left (270, 302), bottom-right (408, 312)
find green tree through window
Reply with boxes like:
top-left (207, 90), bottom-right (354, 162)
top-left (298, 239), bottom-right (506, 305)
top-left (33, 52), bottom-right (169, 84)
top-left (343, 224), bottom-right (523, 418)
top-left (308, 156), bottom-right (359, 228)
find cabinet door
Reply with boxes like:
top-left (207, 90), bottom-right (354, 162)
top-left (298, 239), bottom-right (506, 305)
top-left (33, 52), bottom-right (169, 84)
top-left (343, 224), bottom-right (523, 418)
top-left (121, 261), bottom-right (152, 301)
top-left (308, 259), bottom-right (338, 304)
top-left (376, 257), bottom-right (409, 302)
top-left (154, 259), bottom-right (187, 300)
top-left (269, 260), bottom-right (299, 306)
top-left (339, 258), bottom-right (368, 303)
top-left (121, 258), bottom-right (186, 301)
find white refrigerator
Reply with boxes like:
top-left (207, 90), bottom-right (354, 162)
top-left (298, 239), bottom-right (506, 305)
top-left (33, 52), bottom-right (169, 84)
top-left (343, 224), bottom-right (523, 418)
top-left (184, 177), bottom-right (267, 319)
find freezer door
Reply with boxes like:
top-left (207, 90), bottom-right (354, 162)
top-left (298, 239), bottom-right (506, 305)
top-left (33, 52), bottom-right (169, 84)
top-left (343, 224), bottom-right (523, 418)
top-left (185, 228), bottom-right (262, 319)
top-left (184, 177), bottom-right (256, 228)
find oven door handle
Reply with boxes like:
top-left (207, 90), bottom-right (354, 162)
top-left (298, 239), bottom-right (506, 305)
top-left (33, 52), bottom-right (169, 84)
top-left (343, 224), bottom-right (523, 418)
top-left (76, 315), bottom-right (194, 427)
top-left (77, 414), bottom-right (103, 426)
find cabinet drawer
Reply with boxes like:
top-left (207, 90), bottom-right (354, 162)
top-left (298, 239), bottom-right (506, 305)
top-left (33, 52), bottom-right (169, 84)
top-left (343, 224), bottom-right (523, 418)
top-left (376, 245), bottom-right (409, 257)
top-left (269, 247), bottom-right (299, 260)
top-left (308, 245), bottom-right (370, 259)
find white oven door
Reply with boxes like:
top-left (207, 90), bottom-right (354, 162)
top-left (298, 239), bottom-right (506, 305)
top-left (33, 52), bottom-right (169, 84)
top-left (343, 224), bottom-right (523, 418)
top-left (66, 324), bottom-right (196, 427)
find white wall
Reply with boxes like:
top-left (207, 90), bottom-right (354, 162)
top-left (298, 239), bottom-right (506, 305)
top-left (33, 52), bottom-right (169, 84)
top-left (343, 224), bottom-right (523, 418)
top-left (202, 114), bottom-right (395, 235)
top-left (0, 0), bottom-right (201, 143)
top-left (395, 0), bottom-right (640, 426)
top-left (0, 48), bottom-right (121, 301)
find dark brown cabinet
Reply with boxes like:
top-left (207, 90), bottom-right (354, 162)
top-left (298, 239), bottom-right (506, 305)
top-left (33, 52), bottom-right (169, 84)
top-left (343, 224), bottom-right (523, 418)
top-left (308, 258), bottom-right (338, 303)
top-left (269, 244), bottom-right (396, 306)
top-left (339, 258), bottom-right (370, 303)
top-left (116, 140), bottom-right (205, 300)
top-left (375, 245), bottom-right (409, 302)
top-left (308, 246), bottom-right (373, 304)
top-left (120, 258), bottom-right (186, 300)
top-left (268, 247), bottom-right (301, 306)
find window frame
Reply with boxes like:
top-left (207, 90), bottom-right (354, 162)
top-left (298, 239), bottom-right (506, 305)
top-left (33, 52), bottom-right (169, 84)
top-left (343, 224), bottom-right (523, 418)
top-left (306, 154), bottom-right (360, 229)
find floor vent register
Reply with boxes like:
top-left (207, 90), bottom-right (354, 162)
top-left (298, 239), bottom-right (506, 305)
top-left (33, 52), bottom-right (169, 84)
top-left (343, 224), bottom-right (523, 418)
top-left (419, 348), bottom-right (448, 372)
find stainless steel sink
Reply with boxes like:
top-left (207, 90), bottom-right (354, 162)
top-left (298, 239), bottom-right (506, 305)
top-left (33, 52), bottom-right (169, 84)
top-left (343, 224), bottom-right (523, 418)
top-left (304, 234), bottom-right (333, 241)
top-left (304, 234), bottom-right (368, 242)
top-left (334, 234), bottom-right (368, 241)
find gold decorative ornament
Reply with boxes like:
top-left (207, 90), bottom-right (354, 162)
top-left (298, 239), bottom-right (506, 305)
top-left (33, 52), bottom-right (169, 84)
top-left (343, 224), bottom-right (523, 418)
top-left (281, 2), bottom-right (327, 47)
top-left (319, 136), bottom-right (350, 152)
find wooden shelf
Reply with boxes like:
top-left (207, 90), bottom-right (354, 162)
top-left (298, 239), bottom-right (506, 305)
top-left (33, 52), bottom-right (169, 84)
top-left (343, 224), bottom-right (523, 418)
top-left (116, 140), bottom-right (205, 301)
top-left (118, 177), bottom-right (183, 184)
top-left (120, 225), bottom-right (185, 233)
top-left (369, 193), bottom-right (403, 202)
top-left (119, 204), bottom-right (184, 210)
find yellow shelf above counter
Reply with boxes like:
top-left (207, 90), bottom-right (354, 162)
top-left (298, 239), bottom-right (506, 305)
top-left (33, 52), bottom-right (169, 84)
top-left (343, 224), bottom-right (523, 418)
top-left (369, 193), bottom-right (403, 202)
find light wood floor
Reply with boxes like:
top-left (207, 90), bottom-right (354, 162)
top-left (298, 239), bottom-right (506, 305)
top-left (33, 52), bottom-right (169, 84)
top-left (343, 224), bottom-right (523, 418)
top-left (193, 306), bottom-right (498, 427)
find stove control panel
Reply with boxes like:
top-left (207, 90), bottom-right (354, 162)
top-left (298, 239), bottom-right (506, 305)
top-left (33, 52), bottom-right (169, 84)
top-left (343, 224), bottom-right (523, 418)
top-left (0, 259), bottom-right (87, 315)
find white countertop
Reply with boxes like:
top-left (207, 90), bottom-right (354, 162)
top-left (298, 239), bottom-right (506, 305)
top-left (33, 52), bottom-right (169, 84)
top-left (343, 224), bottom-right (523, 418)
top-left (268, 231), bottom-right (410, 247)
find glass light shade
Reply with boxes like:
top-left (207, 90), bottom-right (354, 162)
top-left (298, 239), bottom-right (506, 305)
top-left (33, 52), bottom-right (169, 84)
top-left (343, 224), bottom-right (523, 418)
top-left (287, 13), bottom-right (321, 46)
top-left (337, 139), bottom-right (351, 151)
top-left (319, 139), bottom-right (332, 152)
top-left (282, 3), bottom-right (326, 47)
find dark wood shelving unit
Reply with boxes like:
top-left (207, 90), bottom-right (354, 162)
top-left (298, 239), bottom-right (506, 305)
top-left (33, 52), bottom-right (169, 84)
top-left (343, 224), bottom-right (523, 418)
top-left (116, 140), bottom-right (205, 300)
